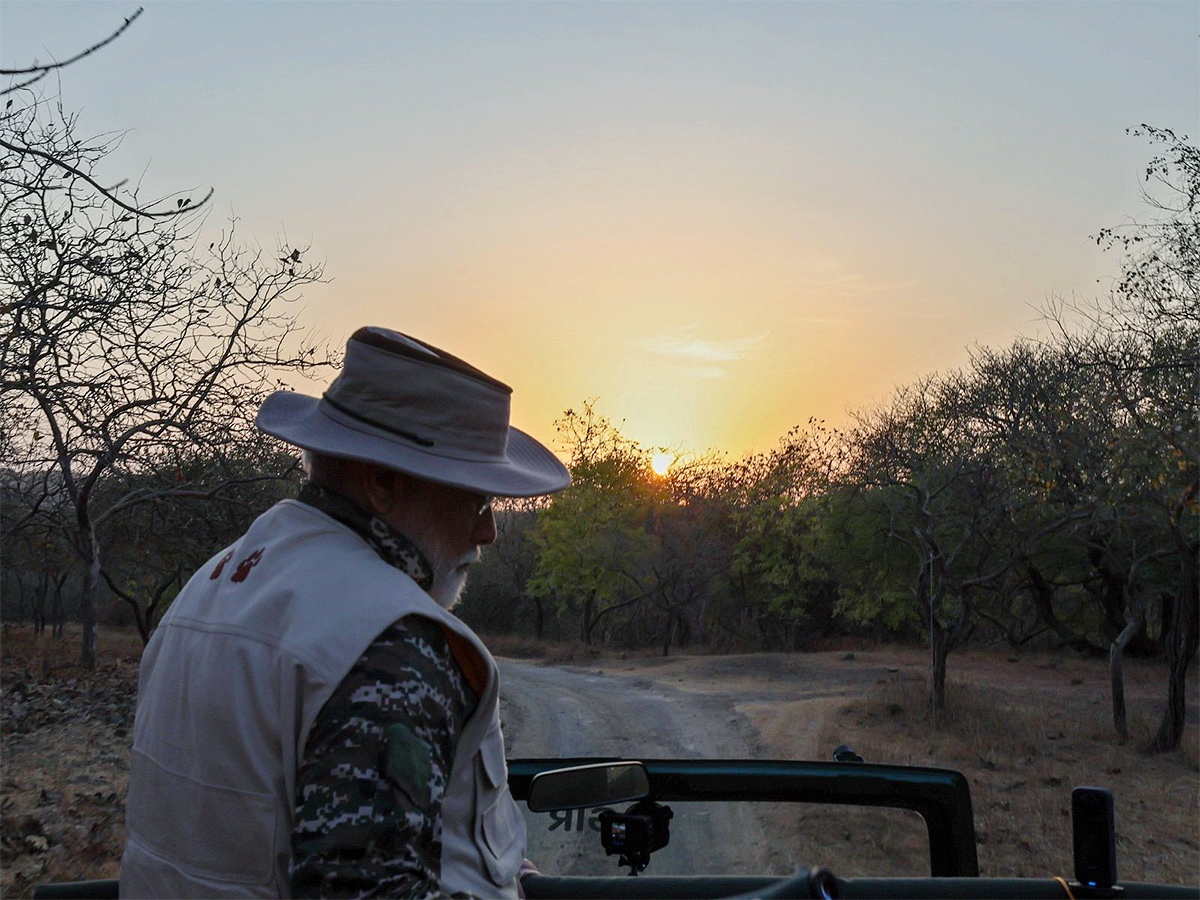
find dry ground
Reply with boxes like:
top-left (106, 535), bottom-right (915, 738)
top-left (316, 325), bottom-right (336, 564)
top-left (541, 643), bottom-right (1200, 884)
top-left (2, 627), bottom-right (1197, 897)
top-left (2, 625), bottom-right (141, 898)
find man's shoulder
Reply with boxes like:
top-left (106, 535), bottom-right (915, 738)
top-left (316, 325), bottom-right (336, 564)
top-left (163, 503), bottom-right (429, 667)
top-left (350, 616), bottom-right (464, 687)
top-left (322, 616), bottom-right (477, 723)
top-left (387, 614), bottom-right (453, 648)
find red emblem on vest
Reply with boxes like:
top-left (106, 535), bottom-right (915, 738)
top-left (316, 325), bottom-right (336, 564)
top-left (210, 550), bottom-right (234, 580)
top-left (231, 549), bottom-right (265, 583)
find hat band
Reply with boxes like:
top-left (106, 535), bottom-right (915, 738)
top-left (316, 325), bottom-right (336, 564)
top-left (321, 393), bottom-right (436, 448)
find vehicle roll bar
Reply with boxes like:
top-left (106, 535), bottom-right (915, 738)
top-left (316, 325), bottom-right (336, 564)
top-left (509, 757), bottom-right (979, 878)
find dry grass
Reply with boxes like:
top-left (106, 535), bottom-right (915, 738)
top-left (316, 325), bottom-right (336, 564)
top-left (796, 671), bottom-right (1200, 882)
top-left (486, 633), bottom-right (614, 664)
top-left (2, 624), bottom-right (145, 677)
top-left (635, 645), bottom-right (1198, 882)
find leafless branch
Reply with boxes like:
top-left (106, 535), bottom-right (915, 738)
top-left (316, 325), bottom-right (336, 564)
top-left (1, 8), bottom-right (144, 93)
top-left (0, 136), bottom-right (213, 219)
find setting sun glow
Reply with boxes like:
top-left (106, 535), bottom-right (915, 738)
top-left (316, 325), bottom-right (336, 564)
top-left (650, 452), bottom-right (674, 477)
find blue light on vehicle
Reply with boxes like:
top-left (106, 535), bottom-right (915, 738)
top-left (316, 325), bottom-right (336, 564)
top-left (1087, 881), bottom-right (1097, 888)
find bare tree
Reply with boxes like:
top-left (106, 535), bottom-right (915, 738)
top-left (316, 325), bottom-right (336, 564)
top-left (1105, 128), bottom-right (1198, 753)
top-left (1, 94), bottom-right (333, 668)
top-left (1041, 126), bottom-right (1198, 751)
top-left (94, 437), bottom-right (305, 643)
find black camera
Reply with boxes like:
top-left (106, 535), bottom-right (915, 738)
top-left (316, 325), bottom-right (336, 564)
top-left (597, 799), bottom-right (673, 876)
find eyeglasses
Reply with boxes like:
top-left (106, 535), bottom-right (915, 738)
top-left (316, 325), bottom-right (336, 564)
top-left (469, 493), bottom-right (494, 517)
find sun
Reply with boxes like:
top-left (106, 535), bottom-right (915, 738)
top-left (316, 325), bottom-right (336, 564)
top-left (650, 451), bottom-right (674, 477)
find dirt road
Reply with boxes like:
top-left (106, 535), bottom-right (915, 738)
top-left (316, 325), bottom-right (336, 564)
top-left (498, 659), bottom-right (777, 877)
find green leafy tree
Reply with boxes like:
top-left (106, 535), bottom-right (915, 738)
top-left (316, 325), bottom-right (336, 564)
top-left (814, 484), bottom-right (918, 637)
top-left (527, 403), bottom-right (656, 645)
top-left (641, 453), bottom-right (736, 655)
top-left (841, 377), bottom-right (1017, 712)
top-left (729, 423), bottom-right (841, 650)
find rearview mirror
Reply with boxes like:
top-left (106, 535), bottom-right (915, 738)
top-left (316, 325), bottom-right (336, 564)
top-left (526, 761), bottom-right (650, 812)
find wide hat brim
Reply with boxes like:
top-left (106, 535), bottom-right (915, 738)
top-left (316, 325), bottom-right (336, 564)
top-left (257, 390), bottom-right (570, 498)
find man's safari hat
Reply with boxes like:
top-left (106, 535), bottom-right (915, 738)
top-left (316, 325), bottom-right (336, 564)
top-left (257, 327), bottom-right (570, 497)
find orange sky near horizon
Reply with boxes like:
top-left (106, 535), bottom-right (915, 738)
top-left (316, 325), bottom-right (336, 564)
top-left (5, 2), bottom-right (1196, 462)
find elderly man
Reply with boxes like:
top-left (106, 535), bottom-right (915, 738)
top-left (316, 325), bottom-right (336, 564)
top-left (120, 327), bottom-right (570, 899)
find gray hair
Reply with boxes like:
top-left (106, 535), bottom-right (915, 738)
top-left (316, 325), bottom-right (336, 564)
top-left (300, 450), bottom-right (357, 486)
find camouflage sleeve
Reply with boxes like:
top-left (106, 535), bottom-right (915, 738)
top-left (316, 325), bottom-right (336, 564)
top-left (290, 615), bottom-right (478, 899)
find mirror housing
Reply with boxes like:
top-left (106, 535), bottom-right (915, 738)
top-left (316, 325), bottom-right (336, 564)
top-left (526, 761), bottom-right (650, 812)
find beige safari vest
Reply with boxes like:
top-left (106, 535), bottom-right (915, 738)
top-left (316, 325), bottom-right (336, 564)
top-left (120, 500), bottom-right (525, 899)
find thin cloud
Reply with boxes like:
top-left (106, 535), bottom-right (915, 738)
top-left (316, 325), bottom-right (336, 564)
top-left (782, 275), bottom-right (917, 295)
top-left (687, 366), bottom-right (729, 380)
top-left (780, 258), bottom-right (916, 296)
top-left (638, 325), bottom-right (766, 363)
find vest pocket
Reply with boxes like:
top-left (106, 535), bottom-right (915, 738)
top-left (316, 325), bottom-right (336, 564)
top-left (473, 728), bottom-right (525, 887)
top-left (478, 723), bottom-right (508, 789)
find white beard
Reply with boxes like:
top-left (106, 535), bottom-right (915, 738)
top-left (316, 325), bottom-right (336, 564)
top-left (428, 549), bottom-right (479, 610)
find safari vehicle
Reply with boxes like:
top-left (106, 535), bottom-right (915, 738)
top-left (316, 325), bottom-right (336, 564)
top-left (33, 751), bottom-right (1199, 900)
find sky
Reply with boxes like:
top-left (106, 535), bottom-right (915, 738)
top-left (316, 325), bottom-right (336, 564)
top-left (3, 2), bottom-right (1197, 462)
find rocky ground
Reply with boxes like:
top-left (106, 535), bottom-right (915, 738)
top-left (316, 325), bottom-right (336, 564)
top-left (2, 627), bottom-right (138, 897)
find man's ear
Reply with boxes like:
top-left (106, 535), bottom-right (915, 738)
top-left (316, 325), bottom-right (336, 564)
top-left (361, 464), bottom-right (408, 517)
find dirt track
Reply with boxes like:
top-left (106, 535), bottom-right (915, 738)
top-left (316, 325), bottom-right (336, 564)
top-left (499, 660), bottom-right (772, 877)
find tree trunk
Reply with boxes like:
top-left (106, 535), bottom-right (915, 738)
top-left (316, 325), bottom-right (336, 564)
top-left (79, 527), bottom-right (101, 670)
top-left (13, 575), bottom-right (27, 626)
top-left (10, 576), bottom-right (24, 626)
top-left (922, 561), bottom-right (948, 713)
top-left (101, 570), bottom-right (153, 644)
top-left (581, 591), bottom-right (595, 646)
top-left (1109, 602), bottom-right (1143, 744)
top-left (695, 597), bottom-right (708, 644)
top-left (1028, 564), bottom-right (1103, 655)
top-left (924, 590), bottom-right (949, 716)
top-left (532, 597), bottom-right (544, 641)
top-left (1089, 545), bottom-right (1129, 643)
top-left (1150, 548), bottom-right (1199, 753)
top-left (52, 572), bottom-right (67, 638)
top-left (661, 612), bottom-right (673, 657)
top-left (930, 628), bottom-right (948, 713)
top-left (33, 572), bottom-right (47, 635)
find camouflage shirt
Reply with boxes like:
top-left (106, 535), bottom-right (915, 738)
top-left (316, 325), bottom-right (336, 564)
top-left (290, 483), bottom-right (479, 899)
